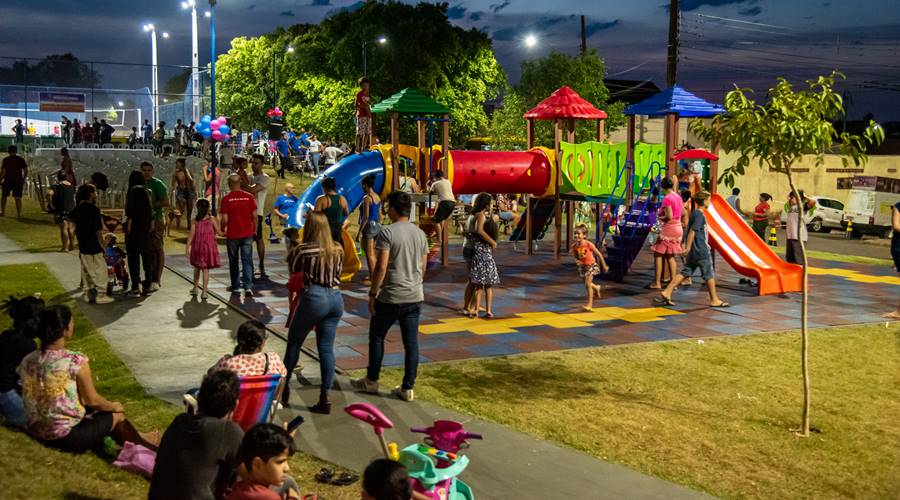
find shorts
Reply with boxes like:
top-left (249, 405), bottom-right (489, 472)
top-left (681, 255), bottom-right (714, 281)
top-left (175, 187), bottom-right (196, 206)
top-left (433, 200), bottom-right (455, 223)
top-left (149, 223), bottom-right (164, 251)
top-left (356, 116), bottom-right (371, 137)
top-left (43, 410), bottom-right (114, 453)
top-left (54, 212), bottom-right (70, 225)
top-left (499, 211), bottom-right (515, 221)
top-left (577, 262), bottom-right (602, 278)
top-left (255, 215), bottom-right (263, 242)
top-left (2, 181), bottom-right (24, 197)
top-left (362, 220), bottom-right (381, 240)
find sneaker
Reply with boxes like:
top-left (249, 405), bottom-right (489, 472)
top-left (350, 377), bottom-right (379, 394)
top-left (258, 272), bottom-right (269, 280)
top-left (243, 288), bottom-right (253, 297)
top-left (82, 292), bottom-right (92, 303)
top-left (227, 286), bottom-right (239, 294)
top-left (391, 386), bottom-right (414, 402)
top-left (189, 288), bottom-right (198, 297)
top-left (149, 282), bottom-right (160, 293)
top-left (200, 291), bottom-right (208, 300)
top-left (125, 289), bottom-right (141, 297)
top-left (94, 295), bottom-right (114, 305)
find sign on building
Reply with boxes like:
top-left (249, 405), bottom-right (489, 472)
top-left (39, 92), bottom-right (86, 113)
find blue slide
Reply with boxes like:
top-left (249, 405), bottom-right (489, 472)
top-left (292, 150), bottom-right (386, 228)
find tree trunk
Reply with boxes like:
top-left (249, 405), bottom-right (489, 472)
top-left (785, 166), bottom-right (811, 437)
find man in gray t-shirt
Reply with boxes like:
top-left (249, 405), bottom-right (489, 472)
top-left (351, 191), bottom-right (428, 402)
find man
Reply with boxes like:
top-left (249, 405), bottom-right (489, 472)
top-left (273, 183), bottom-right (299, 230)
top-left (220, 174), bottom-right (257, 296)
top-left (149, 370), bottom-right (244, 500)
top-left (275, 132), bottom-right (292, 179)
top-left (726, 187), bottom-right (749, 217)
top-left (60, 116), bottom-right (70, 146)
top-left (91, 116), bottom-right (101, 144)
top-left (246, 154), bottom-right (271, 279)
top-left (98, 119), bottom-right (114, 145)
top-left (69, 184), bottom-right (114, 304)
top-left (141, 119), bottom-right (153, 145)
top-left (140, 161), bottom-right (168, 291)
top-left (322, 141), bottom-right (343, 171)
top-left (355, 77), bottom-right (372, 152)
top-left (784, 190), bottom-right (816, 265)
top-left (11, 119), bottom-right (25, 147)
top-left (174, 119), bottom-right (185, 154)
top-left (352, 191), bottom-right (428, 402)
top-left (153, 122), bottom-right (166, 156)
top-left (0, 145), bottom-right (27, 218)
top-left (428, 170), bottom-right (456, 247)
top-left (220, 140), bottom-right (235, 171)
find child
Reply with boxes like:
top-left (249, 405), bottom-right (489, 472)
top-left (467, 217), bottom-right (500, 318)
top-left (361, 459), bottom-right (413, 500)
top-left (104, 233), bottom-right (128, 296)
top-left (655, 191), bottom-right (729, 308)
top-left (283, 227), bottom-right (303, 328)
top-left (571, 224), bottom-right (609, 311)
top-left (69, 184), bottom-right (114, 304)
top-left (227, 423), bottom-right (300, 500)
top-left (186, 198), bottom-right (221, 300)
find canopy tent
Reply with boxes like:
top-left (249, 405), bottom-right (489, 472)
top-left (524, 86), bottom-right (608, 120)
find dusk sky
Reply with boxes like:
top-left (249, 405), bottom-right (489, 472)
top-left (2, 0), bottom-right (899, 119)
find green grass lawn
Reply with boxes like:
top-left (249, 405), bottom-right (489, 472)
top-left (0, 263), bottom-right (359, 500)
top-left (377, 325), bottom-right (900, 500)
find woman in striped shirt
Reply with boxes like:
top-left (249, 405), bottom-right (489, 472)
top-left (281, 211), bottom-right (344, 413)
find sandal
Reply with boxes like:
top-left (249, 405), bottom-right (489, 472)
top-left (331, 472), bottom-right (360, 486)
top-left (644, 283), bottom-right (662, 290)
top-left (484, 312), bottom-right (494, 319)
top-left (710, 301), bottom-right (730, 308)
top-left (653, 295), bottom-right (676, 307)
top-left (315, 468), bottom-right (334, 484)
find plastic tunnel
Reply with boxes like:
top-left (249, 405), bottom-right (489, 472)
top-left (447, 149), bottom-right (553, 196)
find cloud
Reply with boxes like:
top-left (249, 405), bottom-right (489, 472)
top-left (447, 4), bottom-right (466, 19)
top-left (469, 11), bottom-right (482, 21)
top-left (490, 0), bottom-right (511, 14)
top-left (678, 0), bottom-right (757, 11)
top-left (738, 6), bottom-right (762, 16)
top-left (311, 0), bottom-right (331, 5)
top-left (246, 5), bottom-right (255, 10)
top-left (326, 1), bottom-right (364, 16)
top-left (584, 20), bottom-right (621, 36)
top-left (280, 10), bottom-right (295, 17)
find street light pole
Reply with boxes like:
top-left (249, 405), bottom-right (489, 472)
top-left (362, 40), bottom-right (367, 77)
top-left (362, 35), bottom-right (387, 77)
top-left (144, 24), bottom-right (162, 127)
top-left (183, 1), bottom-right (200, 123)
top-left (208, 0), bottom-right (217, 215)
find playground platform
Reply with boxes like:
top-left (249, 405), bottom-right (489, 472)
top-left (166, 243), bottom-right (898, 371)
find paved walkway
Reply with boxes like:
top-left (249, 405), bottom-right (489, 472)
top-left (0, 233), bottom-right (710, 499)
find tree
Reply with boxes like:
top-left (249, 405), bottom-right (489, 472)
top-left (0, 54), bottom-right (101, 88)
top-left (487, 88), bottom-right (527, 150)
top-left (489, 50), bottom-right (624, 149)
top-left (689, 72), bottom-right (883, 437)
top-left (215, 36), bottom-right (279, 129)
top-left (284, 75), bottom-right (357, 141)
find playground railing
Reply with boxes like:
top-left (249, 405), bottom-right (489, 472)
top-left (626, 161), bottom-right (663, 239)
top-left (597, 159), bottom-right (632, 247)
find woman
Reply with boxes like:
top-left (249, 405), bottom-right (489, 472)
top-left (281, 212), bottom-right (344, 414)
top-left (314, 176), bottom-right (349, 243)
top-left (0, 295), bottom-right (42, 428)
top-left (356, 174), bottom-right (381, 284)
top-left (209, 320), bottom-right (287, 378)
top-left (751, 193), bottom-right (772, 241)
top-left (464, 193), bottom-right (500, 318)
top-left (18, 305), bottom-right (159, 453)
top-left (46, 170), bottom-right (76, 253)
top-left (203, 161), bottom-right (221, 201)
top-left (60, 147), bottom-right (76, 185)
top-left (885, 202), bottom-right (900, 320)
top-left (170, 158), bottom-right (197, 230)
top-left (648, 177), bottom-right (683, 290)
top-left (124, 170), bottom-right (155, 296)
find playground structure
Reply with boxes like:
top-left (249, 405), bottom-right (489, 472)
top-left (294, 85), bottom-right (802, 295)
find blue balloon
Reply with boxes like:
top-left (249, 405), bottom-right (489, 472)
top-left (201, 114), bottom-right (211, 123)
top-left (200, 129), bottom-right (211, 138)
top-left (218, 125), bottom-right (230, 135)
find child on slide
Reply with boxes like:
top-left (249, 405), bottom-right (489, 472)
top-left (571, 224), bottom-right (609, 311)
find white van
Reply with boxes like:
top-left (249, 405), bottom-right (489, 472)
top-left (842, 189), bottom-right (900, 238)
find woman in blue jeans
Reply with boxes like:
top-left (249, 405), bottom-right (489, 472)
top-left (281, 211), bottom-right (344, 413)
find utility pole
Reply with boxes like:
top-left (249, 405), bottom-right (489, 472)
top-left (580, 15), bottom-right (587, 56)
top-left (666, 0), bottom-right (679, 87)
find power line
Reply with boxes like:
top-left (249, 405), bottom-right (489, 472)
top-left (690, 12), bottom-right (796, 31)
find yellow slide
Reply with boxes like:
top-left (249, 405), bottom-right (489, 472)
top-left (340, 228), bottom-right (361, 282)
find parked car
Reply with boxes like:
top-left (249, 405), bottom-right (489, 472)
top-left (841, 189), bottom-right (900, 239)
top-left (780, 195), bottom-right (845, 233)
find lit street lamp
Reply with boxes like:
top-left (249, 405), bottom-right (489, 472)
top-left (143, 23), bottom-right (169, 127)
top-left (182, 0), bottom-right (200, 123)
top-left (362, 34), bottom-right (387, 77)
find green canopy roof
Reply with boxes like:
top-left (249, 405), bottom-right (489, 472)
top-left (370, 87), bottom-right (450, 115)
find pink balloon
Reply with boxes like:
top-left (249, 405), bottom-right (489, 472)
top-left (223, 134), bottom-right (231, 142)
top-left (217, 116), bottom-right (227, 123)
top-left (211, 130), bottom-right (223, 140)
top-left (210, 120), bottom-right (221, 130)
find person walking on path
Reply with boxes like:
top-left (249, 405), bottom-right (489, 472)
top-left (124, 171), bottom-right (155, 296)
top-left (247, 154), bottom-right (271, 279)
top-left (751, 193), bottom-right (772, 241)
top-left (69, 184), bottom-right (114, 304)
top-left (352, 191), bottom-right (429, 402)
top-left (220, 174), bottom-right (257, 297)
top-left (355, 77), bottom-right (372, 152)
top-left (46, 170), bottom-right (76, 252)
top-left (647, 177), bottom-right (683, 290)
top-left (170, 158), bottom-right (197, 231)
top-left (1, 145), bottom-right (27, 218)
top-left (314, 176), bottom-right (349, 244)
top-left (141, 119), bottom-right (152, 145)
top-left (186, 198), bottom-right (221, 300)
top-left (275, 132), bottom-right (292, 179)
top-left (884, 201), bottom-right (900, 320)
top-left (281, 212), bottom-right (345, 413)
top-left (141, 161), bottom-right (168, 291)
top-left (655, 191), bottom-right (729, 308)
top-left (784, 190), bottom-right (816, 265)
top-left (357, 174), bottom-right (382, 284)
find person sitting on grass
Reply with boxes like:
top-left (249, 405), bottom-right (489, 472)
top-left (209, 320), bottom-right (287, 379)
top-left (226, 423), bottom-right (301, 500)
top-left (571, 224), bottom-right (608, 311)
top-left (18, 305), bottom-right (160, 453)
top-left (0, 295), bottom-right (43, 428)
top-left (655, 191), bottom-right (729, 308)
top-left (149, 370), bottom-right (244, 500)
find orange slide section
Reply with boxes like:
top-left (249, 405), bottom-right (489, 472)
top-left (705, 194), bottom-right (803, 296)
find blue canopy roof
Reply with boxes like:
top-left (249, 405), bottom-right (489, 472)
top-left (624, 85), bottom-right (724, 118)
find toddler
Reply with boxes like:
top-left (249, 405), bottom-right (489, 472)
top-left (571, 224), bottom-right (608, 311)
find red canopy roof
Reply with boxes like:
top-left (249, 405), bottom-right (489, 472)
top-left (523, 86), bottom-right (608, 120)
top-left (672, 148), bottom-right (718, 161)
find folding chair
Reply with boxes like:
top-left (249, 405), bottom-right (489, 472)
top-left (231, 374), bottom-right (285, 432)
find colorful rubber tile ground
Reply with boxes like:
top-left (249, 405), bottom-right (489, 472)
top-left (166, 242), bottom-right (898, 370)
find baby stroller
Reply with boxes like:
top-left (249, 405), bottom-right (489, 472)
top-left (104, 234), bottom-right (129, 296)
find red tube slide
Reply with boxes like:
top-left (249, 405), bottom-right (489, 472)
top-left (448, 149), bottom-right (552, 196)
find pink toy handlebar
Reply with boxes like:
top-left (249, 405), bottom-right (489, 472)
top-left (411, 427), bottom-right (482, 440)
top-left (345, 402), bottom-right (394, 436)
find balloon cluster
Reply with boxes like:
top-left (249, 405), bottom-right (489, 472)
top-left (266, 107), bottom-right (284, 119)
top-left (198, 115), bottom-right (231, 142)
